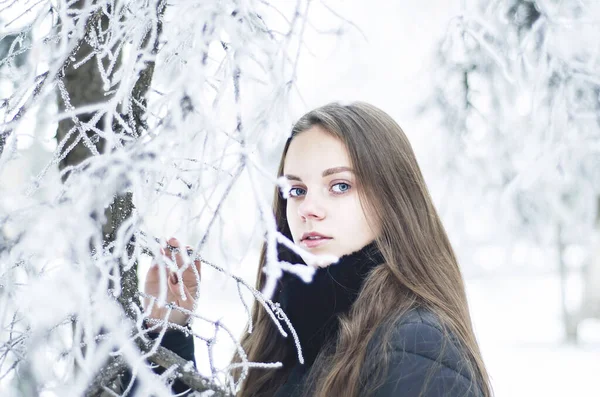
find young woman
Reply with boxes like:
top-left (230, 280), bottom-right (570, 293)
top-left (143, 102), bottom-right (492, 397)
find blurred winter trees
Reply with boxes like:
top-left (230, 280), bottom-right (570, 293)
top-left (426, 0), bottom-right (600, 342)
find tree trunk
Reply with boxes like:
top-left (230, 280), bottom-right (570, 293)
top-left (55, 1), bottom-right (157, 394)
top-left (557, 223), bottom-right (578, 343)
top-left (582, 197), bottom-right (600, 320)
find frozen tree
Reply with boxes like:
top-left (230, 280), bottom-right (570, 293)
top-left (425, 0), bottom-right (600, 342)
top-left (0, 0), bottom-right (347, 395)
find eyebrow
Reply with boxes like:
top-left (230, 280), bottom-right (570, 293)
top-left (284, 166), bottom-right (354, 181)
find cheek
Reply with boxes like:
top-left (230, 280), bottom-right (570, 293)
top-left (339, 196), bottom-right (376, 240)
top-left (285, 203), bottom-right (299, 238)
top-left (347, 195), bottom-right (368, 223)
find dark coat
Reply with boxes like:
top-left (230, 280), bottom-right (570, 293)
top-left (126, 328), bottom-right (197, 396)
top-left (272, 307), bottom-right (483, 397)
top-left (150, 306), bottom-right (483, 397)
top-left (149, 240), bottom-right (483, 396)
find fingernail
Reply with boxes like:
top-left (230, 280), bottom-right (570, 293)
top-left (170, 274), bottom-right (178, 284)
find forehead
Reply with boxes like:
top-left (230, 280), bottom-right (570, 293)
top-left (283, 126), bottom-right (351, 174)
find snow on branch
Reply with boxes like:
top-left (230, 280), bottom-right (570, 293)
top-left (0, 0), bottom-right (352, 395)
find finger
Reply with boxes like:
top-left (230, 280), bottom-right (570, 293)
top-left (165, 270), bottom-right (181, 303)
top-left (154, 236), bottom-right (172, 256)
top-left (182, 245), bottom-right (198, 273)
top-left (149, 248), bottom-right (168, 271)
top-left (167, 237), bottom-right (179, 250)
top-left (169, 270), bottom-right (178, 285)
top-left (168, 271), bottom-right (196, 307)
top-left (178, 246), bottom-right (201, 291)
top-left (154, 240), bottom-right (174, 269)
top-left (147, 261), bottom-right (159, 273)
top-left (166, 238), bottom-right (193, 270)
top-left (162, 237), bottom-right (184, 270)
top-left (164, 237), bottom-right (178, 260)
top-left (144, 262), bottom-right (165, 288)
top-left (193, 259), bottom-right (202, 282)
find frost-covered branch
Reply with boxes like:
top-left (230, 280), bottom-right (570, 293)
top-left (0, 0), bottom-right (355, 394)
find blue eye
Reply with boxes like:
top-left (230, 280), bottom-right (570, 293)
top-left (289, 187), bottom-right (306, 198)
top-left (332, 182), bottom-right (351, 194)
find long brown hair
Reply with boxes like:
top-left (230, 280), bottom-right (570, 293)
top-left (230, 102), bottom-right (492, 397)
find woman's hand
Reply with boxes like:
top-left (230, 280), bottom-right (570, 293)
top-left (143, 237), bottom-right (202, 330)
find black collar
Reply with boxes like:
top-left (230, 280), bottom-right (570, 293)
top-left (277, 240), bottom-right (384, 366)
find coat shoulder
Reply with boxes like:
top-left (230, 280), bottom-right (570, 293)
top-left (388, 307), bottom-right (473, 381)
top-left (362, 307), bottom-right (483, 396)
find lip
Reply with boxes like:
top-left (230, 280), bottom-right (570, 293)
top-left (300, 232), bottom-right (332, 249)
top-left (302, 238), bottom-right (332, 249)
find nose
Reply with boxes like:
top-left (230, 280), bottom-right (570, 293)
top-left (297, 191), bottom-right (325, 221)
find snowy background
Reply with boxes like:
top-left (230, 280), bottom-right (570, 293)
top-left (1, 0), bottom-right (599, 396)
top-left (197, 2), bottom-right (600, 396)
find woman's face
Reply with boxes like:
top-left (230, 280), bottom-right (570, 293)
top-left (283, 125), bottom-right (379, 263)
